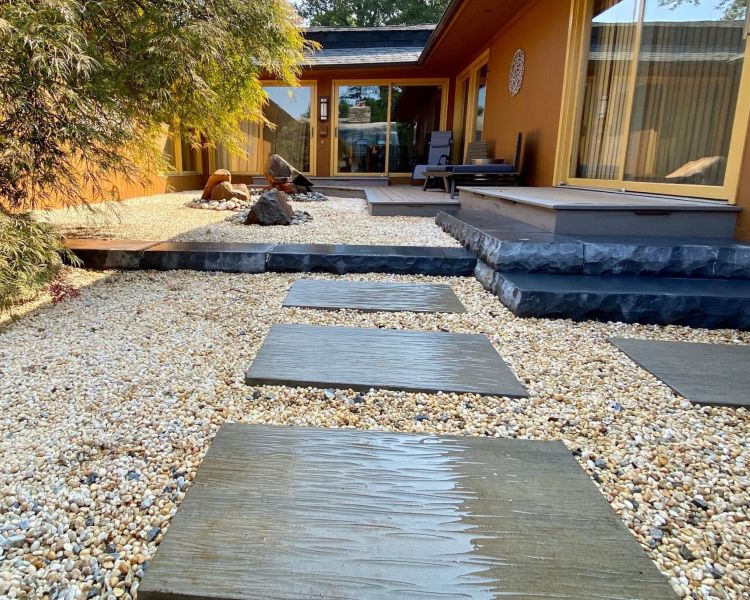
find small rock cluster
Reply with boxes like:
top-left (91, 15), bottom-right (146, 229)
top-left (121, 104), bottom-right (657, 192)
top-left (186, 196), bottom-right (258, 212)
top-left (225, 208), bottom-right (312, 226)
top-left (290, 191), bottom-right (327, 202)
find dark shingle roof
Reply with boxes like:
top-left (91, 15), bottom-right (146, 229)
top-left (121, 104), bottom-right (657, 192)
top-left (303, 25), bottom-right (435, 68)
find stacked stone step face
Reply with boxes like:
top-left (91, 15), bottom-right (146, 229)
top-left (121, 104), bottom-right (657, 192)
top-left (437, 210), bottom-right (750, 329)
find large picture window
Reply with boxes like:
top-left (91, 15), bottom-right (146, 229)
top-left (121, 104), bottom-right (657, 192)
top-left (335, 81), bottom-right (446, 175)
top-left (216, 84), bottom-right (315, 174)
top-left (572, 0), bottom-right (748, 190)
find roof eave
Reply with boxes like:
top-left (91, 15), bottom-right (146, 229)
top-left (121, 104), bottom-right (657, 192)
top-left (418, 0), bottom-right (465, 64)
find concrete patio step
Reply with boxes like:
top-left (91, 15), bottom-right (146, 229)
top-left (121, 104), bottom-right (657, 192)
top-left (482, 268), bottom-right (750, 329)
top-left (138, 424), bottom-right (676, 600)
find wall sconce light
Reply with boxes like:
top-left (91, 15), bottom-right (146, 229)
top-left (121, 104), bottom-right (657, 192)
top-left (319, 96), bottom-right (329, 122)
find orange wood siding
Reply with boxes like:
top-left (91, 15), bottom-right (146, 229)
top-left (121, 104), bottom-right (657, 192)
top-left (479, 0), bottom-right (573, 186)
top-left (733, 121), bottom-right (750, 240)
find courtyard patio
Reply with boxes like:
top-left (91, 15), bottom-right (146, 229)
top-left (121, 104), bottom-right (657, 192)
top-left (1, 264), bottom-right (749, 598)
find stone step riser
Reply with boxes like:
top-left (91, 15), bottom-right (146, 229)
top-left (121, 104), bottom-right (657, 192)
top-left (476, 262), bottom-right (750, 330)
top-left (65, 241), bottom-right (476, 277)
top-left (437, 211), bottom-right (750, 279)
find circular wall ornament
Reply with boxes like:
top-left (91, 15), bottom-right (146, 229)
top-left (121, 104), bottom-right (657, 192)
top-left (509, 49), bottom-right (525, 97)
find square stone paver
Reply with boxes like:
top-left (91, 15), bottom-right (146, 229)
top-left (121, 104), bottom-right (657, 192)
top-left (610, 337), bottom-right (750, 407)
top-left (138, 424), bottom-right (676, 600)
top-left (283, 280), bottom-right (467, 313)
top-left (245, 324), bottom-right (527, 397)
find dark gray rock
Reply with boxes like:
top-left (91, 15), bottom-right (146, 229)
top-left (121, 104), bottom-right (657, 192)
top-left (245, 190), bottom-right (294, 226)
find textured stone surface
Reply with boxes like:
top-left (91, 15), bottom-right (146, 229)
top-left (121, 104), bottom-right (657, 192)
top-left (438, 210), bottom-right (750, 279)
top-left (283, 280), bottom-right (466, 313)
top-left (141, 242), bottom-right (273, 273)
top-left (245, 190), bottom-right (295, 226)
top-left (139, 424), bottom-right (675, 600)
top-left (267, 244), bottom-right (476, 276)
top-left (64, 239), bottom-right (160, 270)
top-left (246, 324), bottom-right (526, 396)
top-left (610, 338), bottom-right (750, 407)
top-left (201, 169), bottom-right (231, 200)
top-left (494, 272), bottom-right (750, 329)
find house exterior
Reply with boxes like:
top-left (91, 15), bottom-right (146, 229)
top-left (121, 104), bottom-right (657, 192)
top-left (150, 0), bottom-right (750, 240)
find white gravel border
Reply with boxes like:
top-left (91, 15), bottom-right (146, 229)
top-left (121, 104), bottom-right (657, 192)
top-left (39, 191), bottom-right (460, 247)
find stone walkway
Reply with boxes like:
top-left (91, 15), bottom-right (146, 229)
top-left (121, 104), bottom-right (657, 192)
top-left (139, 424), bottom-right (676, 600)
top-left (610, 338), bottom-right (750, 407)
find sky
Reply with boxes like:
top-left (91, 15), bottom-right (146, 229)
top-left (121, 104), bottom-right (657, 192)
top-left (595, 0), bottom-right (746, 22)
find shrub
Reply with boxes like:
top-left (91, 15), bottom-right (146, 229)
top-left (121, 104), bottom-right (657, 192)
top-left (0, 211), bottom-right (77, 310)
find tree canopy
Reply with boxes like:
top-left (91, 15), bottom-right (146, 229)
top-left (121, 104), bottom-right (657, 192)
top-left (0, 0), bottom-right (310, 211)
top-left (297, 0), bottom-right (449, 27)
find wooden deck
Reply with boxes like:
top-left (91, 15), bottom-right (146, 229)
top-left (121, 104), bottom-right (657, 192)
top-left (366, 185), bottom-right (459, 216)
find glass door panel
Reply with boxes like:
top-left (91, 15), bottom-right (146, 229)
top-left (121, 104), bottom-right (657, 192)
top-left (336, 85), bottom-right (389, 174)
top-left (624, 0), bottom-right (747, 185)
top-left (573, 0), bottom-right (639, 179)
top-left (262, 86), bottom-right (313, 173)
top-left (388, 85), bottom-right (443, 173)
top-left (474, 64), bottom-right (488, 142)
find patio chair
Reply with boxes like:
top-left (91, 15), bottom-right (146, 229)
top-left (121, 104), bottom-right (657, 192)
top-left (411, 131), bottom-right (452, 184)
top-left (424, 133), bottom-right (522, 199)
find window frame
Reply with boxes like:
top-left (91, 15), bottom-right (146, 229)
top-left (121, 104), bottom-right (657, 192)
top-left (331, 78), bottom-right (450, 177)
top-left (554, 0), bottom-right (750, 202)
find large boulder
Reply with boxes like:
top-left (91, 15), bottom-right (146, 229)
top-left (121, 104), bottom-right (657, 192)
top-left (210, 181), bottom-right (236, 201)
top-left (244, 189), bottom-right (294, 226)
top-left (201, 169), bottom-right (231, 200)
top-left (233, 183), bottom-right (250, 202)
top-left (265, 154), bottom-right (313, 191)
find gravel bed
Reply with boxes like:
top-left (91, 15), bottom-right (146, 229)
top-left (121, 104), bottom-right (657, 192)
top-left (1, 269), bottom-right (749, 599)
top-left (39, 191), bottom-right (459, 247)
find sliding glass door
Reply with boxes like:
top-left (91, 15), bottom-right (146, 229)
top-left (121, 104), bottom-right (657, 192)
top-left (215, 83), bottom-right (315, 174)
top-left (334, 81), bottom-right (447, 176)
top-left (569, 0), bottom-right (749, 197)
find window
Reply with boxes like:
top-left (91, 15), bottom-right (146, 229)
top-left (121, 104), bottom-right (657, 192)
top-left (572, 0), bottom-right (748, 188)
top-left (474, 64), bottom-right (488, 143)
top-left (335, 81), bottom-right (446, 175)
top-left (160, 125), bottom-right (201, 174)
top-left (216, 84), bottom-right (315, 174)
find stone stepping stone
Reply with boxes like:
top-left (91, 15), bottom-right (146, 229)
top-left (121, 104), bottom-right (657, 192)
top-left (64, 238), bottom-right (159, 270)
top-left (283, 280), bottom-right (467, 313)
top-left (611, 337), bottom-right (750, 407)
top-left (267, 243), bottom-right (476, 276)
top-left (245, 324), bottom-right (526, 397)
top-left (141, 242), bottom-right (274, 273)
top-left (138, 424), bottom-right (676, 600)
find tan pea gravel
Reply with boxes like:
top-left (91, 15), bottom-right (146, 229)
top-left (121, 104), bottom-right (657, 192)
top-left (39, 191), bottom-right (460, 247)
top-left (1, 269), bottom-right (749, 599)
